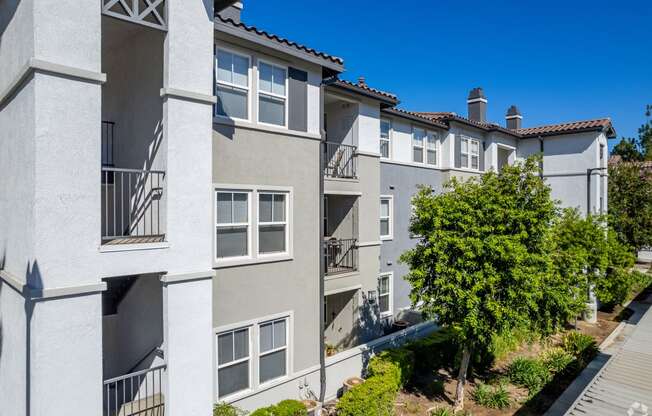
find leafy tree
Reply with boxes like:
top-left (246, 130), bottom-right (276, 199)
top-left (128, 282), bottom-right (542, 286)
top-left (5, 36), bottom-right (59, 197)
top-left (608, 162), bottom-right (652, 250)
top-left (612, 104), bottom-right (652, 161)
top-left (401, 157), bottom-right (566, 411)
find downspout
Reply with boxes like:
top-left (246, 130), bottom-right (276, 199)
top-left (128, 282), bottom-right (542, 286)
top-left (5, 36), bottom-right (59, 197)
top-left (318, 83), bottom-right (327, 404)
top-left (538, 136), bottom-right (544, 179)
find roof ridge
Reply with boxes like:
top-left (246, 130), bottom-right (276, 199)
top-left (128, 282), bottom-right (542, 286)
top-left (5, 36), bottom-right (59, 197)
top-left (215, 15), bottom-right (344, 65)
top-left (334, 78), bottom-right (398, 100)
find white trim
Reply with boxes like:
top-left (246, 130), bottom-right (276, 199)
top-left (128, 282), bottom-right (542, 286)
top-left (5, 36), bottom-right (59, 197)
top-left (460, 136), bottom-right (481, 171)
top-left (380, 118), bottom-right (392, 159)
top-left (160, 87), bottom-right (216, 104)
top-left (323, 189), bottom-right (362, 196)
top-left (160, 270), bottom-right (215, 284)
top-left (467, 97), bottom-right (488, 104)
top-left (426, 130), bottom-right (440, 166)
top-left (325, 284), bottom-right (363, 296)
top-left (215, 46), bottom-right (252, 122)
top-left (257, 191), bottom-right (290, 258)
top-left (356, 150), bottom-right (382, 158)
top-left (256, 58), bottom-right (289, 129)
top-left (214, 311), bottom-right (294, 402)
top-left (213, 117), bottom-right (322, 141)
top-left (378, 272), bottom-right (393, 318)
top-left (505, 115), bottom-right (523, 120)
top-left (215, 189), bottom-right (253, 263)
top-left (496, 142), bottom-right (516, 151)
top-left (380, 195), bottom-right (394, 241)
top-left (0, 58), bottom-right (106, 107)
top-left (214, 184), bottom-right (294, 268)
top-left (380, 158), bottom-right (444, 171)
top-left (412, 126), bottom-right (426, 164)
top-left (356, 241), bottom-right (381, 247)
top-left (1, 270), bottom-right (109, 300)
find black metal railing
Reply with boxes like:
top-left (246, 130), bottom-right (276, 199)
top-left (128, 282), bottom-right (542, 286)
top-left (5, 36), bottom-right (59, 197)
top-left (324, 238), bottom-right (358, 276)
top-left (323, 141), bottom-right (357, 179)
top-left (103, 365), bottom-right (166, 416)
top-left (101, 167), bottom-right (166, 244)
top-left (102, 121), bottom-right (115, 167)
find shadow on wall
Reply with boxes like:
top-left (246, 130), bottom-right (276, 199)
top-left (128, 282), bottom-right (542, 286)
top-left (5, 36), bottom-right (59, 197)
top-left (334, 292), bottom-right (383, 351)
top-left (214, 118), bottom-right (236, 141)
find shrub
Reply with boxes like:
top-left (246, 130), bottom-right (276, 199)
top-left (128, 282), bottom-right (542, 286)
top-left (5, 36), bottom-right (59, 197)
top-left (336, 376), bottom-right (397, 416)
top-left (561, 332), bottom-right (598, 367)
top-left (250, 400), bottom-right (306, 416)
top-left (404, 328), bottom-right (458, 374)
top-left (489, 327), bottom-right (537, 362)
top-left (541, 348), bottom-right (574, 374)
top-left (214, 403), bottom-right (247, 416)
top-left (430, 408), bottom-right (453, 416)
top-left (367, 348), bottom-right (414, 388)
top-left (507, 357), bottom-right (551, 395)
top-left (473, 382), bottom-right (510, 409)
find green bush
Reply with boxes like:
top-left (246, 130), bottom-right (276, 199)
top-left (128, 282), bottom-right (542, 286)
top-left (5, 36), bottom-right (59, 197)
top-left (404, 328), bottom-right (457, 374)
top-left (367, 348), bottom-right (414, 388)
top-left (561, 332), bottom-right (598, 367)
top-left (507, 357), bottom-right (551, 395)
top-left (250, 400), bottom-right (306, 416)
top-left (541, 348), bottom-right (574, 374)
top-left (214, 403), bottom-right (248, 416)
top-left (473, 382), bottom-right (510, 409)
top-left (336, 376), bottom-right (397, 416)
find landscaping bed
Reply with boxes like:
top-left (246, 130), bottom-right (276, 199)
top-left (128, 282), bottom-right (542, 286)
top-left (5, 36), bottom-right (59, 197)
top-left (391, 308), bottom-right (633, 416)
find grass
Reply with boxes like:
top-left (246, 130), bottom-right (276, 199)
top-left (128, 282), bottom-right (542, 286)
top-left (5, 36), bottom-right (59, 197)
top-left (473, 382), bottom-right (511, 409)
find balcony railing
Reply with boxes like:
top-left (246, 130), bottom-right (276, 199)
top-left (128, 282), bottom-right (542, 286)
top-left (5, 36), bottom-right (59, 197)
top-left (323, 141), bottom-right (357, 179)
top-left (101, 167), bottom-right (166, 245)
top-left (103, 365), bottom-right (166, 416)
top-left (324, 238), bottom-right (358, 276)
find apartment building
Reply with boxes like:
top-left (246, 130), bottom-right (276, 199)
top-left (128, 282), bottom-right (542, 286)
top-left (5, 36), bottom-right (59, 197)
top-left (0, 1), bottom-right (615, 415)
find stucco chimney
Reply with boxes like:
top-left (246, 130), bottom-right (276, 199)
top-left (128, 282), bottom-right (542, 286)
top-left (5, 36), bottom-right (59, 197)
top-left (505, 105), bottom-right (522, 130)
top-left (217, 1), bottom-right (243, 24)
top-left (467, 87), bottom-right (487, 122)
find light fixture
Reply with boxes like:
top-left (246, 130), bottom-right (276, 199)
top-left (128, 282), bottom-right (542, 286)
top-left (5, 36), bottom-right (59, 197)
top-left (367, 290), bottom-right (377, 305)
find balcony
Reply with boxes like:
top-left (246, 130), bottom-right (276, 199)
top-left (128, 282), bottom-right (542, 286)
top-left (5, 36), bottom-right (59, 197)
top-left (323, 141), bottom-right (357, 179)
top-left (324, 238), bottom-right (358, 276)
top-left (101, 122), bottom-right (166, 245)
top-left (103, 365), bottom-right (166, 416)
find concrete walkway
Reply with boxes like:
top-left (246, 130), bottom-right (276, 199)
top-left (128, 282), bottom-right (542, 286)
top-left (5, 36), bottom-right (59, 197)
top-left (545, 292), bottom-right (652, 416)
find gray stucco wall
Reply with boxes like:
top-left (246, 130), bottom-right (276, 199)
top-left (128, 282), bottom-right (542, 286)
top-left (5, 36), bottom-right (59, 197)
top-left (379, 161), bottom-right (445, 315)
top-left (212, 124), bottom-right (321, 374)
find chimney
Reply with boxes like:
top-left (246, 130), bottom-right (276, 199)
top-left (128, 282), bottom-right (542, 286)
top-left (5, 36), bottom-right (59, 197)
top-left (357, 76), bottom-right (367, 88)
top-left (467, 87), bottom-right (487, 122)
top-left (217, 1), bottom-right (243, 24)
top-left (505, 105), bottom-right (522, 130)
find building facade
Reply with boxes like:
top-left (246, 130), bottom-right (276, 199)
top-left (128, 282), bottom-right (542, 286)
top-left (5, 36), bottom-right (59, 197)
top-left (0, 1), bottom-right (615, 415)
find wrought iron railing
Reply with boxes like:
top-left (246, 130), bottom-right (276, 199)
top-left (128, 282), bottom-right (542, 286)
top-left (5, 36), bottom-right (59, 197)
top-left (101, 167), bottom-right (165, 243)
top-left (324, 238), bottom-right (358, 276)
top-left (323, 141), bottom-right (357, 179)
top-left (103, 364), bottom-right (166, 416)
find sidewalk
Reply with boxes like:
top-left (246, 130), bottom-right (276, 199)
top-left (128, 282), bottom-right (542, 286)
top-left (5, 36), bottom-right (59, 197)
top-left (545, 292), bottom-right (652, 416)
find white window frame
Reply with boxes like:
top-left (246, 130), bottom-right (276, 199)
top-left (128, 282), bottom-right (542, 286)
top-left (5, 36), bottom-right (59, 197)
top-left (380, 195), bottom-right (394, 241)
top-left (214, 311), bottom-right (293, 403)
top-left (257, 59), bottom-right (289, 128)
top-left (215, 47), bottom-right (251, 122)
top-left (378, 272), bottom-right (393, 318)
top-left (215, 190), bottom-right (252, 262)
top-left (257, 191), bottom-right (290, 257)
top-left (426, 131), bottom-right (439, 166)
top-left (214, 184), bottom-right (293, 268)
top-left (412, 127), bottom-right (426, 163)
top-left (258, 317), bottom-right (289, 386)
top-left (460, 136), bottom-right (480, 171)
top-left (380, 118), bottom-right (392, 159)
top-left (215, 326), bottom-right (253, 400)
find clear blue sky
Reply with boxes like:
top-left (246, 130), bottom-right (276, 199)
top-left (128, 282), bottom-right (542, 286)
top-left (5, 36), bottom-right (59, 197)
top-left (241, 0), bottom-right (651, 150)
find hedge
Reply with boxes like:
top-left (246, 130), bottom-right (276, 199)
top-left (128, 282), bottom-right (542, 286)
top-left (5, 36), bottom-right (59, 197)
top-left (250, 399), bottom-right (307, 416)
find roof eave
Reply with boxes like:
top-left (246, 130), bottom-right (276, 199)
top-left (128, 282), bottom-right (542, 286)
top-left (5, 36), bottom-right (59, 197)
top-left (521, 126), bottom-right (614, 139)
top-left (324, 81), bottom-right (398, 106)
top-left (214, 20), bottom-right (345, 73)
top-left (381, 108), bottom-right (448, 130)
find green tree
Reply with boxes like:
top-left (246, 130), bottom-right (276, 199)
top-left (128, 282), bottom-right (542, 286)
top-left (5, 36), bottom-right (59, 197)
top-left (401, 157), bottom-right (568, 411)
top-left (612, 104), bottom-right (652, 161)
top-left (608, 162), bottom-right (652, 250)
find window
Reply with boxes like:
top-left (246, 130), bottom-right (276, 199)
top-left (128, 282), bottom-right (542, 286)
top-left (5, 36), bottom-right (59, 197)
top-left (461, 137), bottom-right (480, 170)
top-left (258, 61), bottom-right (287, 126)
top-left (216, 49), bottom-right (250, 120)
top-left (380, 119), bottom-right (391, 158)
top-left (380, 196), bottom-right (393, 240)
top-left (258, 192), bottom-right (287, 255)
top-left (600, 144), bottom-right (605, 161)
top-left (426, 131), bottom-right (438, 165)
top-left (217, 328), bottom-right (250, 398)
top-left (323, 196), bottom-right (329, 237)
top-left (216, 191), bottom-right (249, 259)
top-left (259, 318), bottom-right (287, 384)
top-left (378, 273), bottom-right (392, 317)
top-left (412, 128), bottom-right (426, 163)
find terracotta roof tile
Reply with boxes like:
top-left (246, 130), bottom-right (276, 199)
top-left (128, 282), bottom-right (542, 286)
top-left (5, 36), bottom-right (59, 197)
top-left (381, 108), bottom-right (448, 129)
top-left (518, 118), bottom-right (616, 138)
top-left (215, 15), bottom-right (344, 66)
top-left (416, 112), bottom-right (519, 136)
top-left (325, 78), bottom-right (398, 104)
